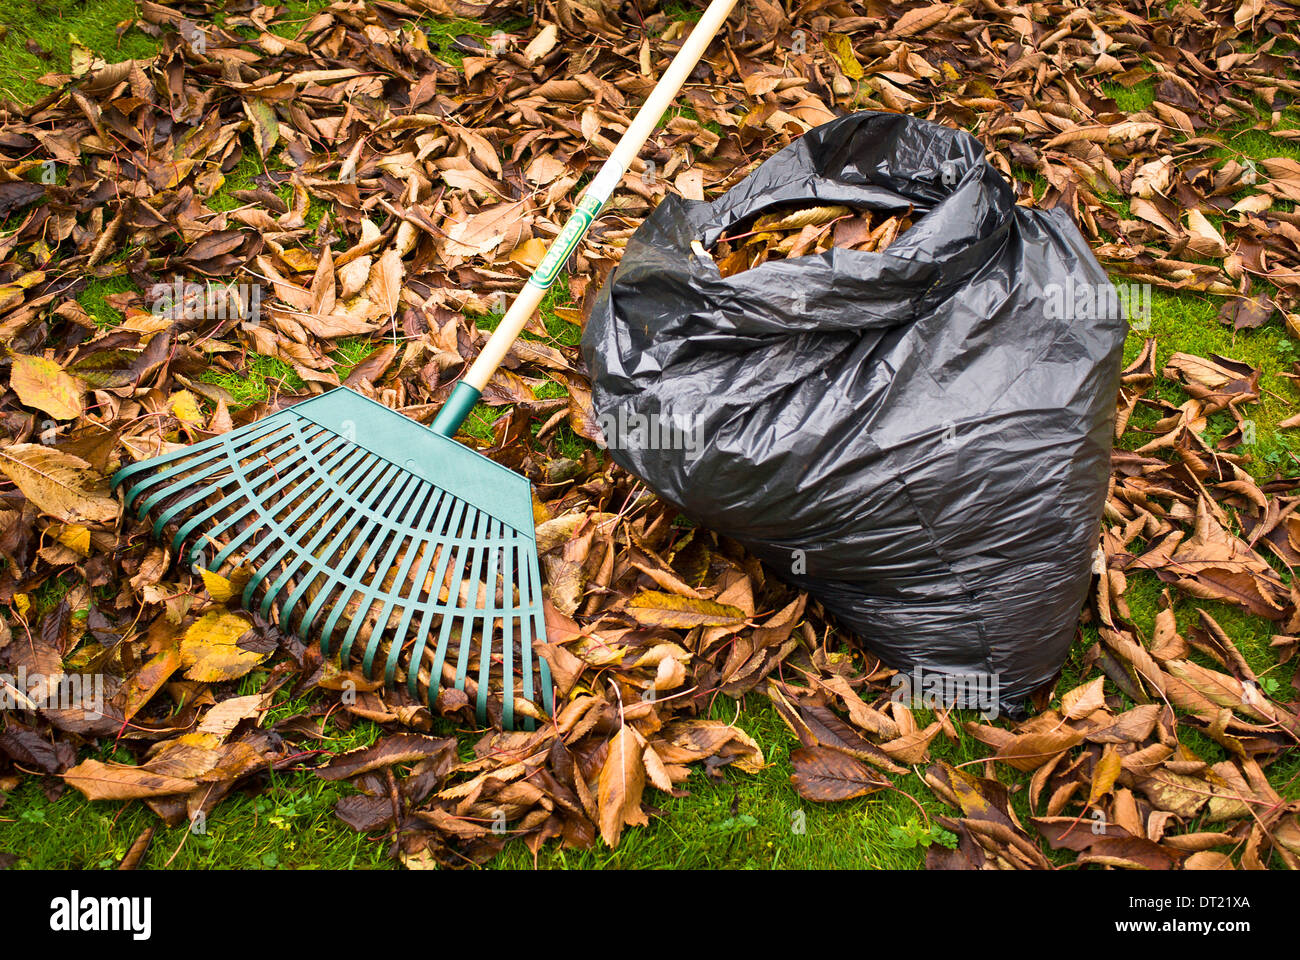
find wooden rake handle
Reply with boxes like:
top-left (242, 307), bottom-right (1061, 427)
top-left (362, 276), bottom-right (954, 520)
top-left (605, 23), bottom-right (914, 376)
top-left (431, 0), bottom-right (741, 435)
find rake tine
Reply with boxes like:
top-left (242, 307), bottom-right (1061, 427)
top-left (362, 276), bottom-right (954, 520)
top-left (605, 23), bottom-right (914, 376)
top-left (215, 421), bottom-right (343, 568)
top-left (428, 505), bottom-right (476, 697)
top-left (256, 444), bottom-right (381, 620)
top-left (238, 435), bottom-right (373, 585)
top-left (114, 413), bottom-right (292, 509)
top-left (163, 428), bottom-right (343, 560)
top-left (361, 489), bottom-right (447, 680)
top-left (406, 498), bottom-right (467, 702)
top-left (278, 452), bottom-right (401, 634)
top-left (500, 533), bottom-right (515, 730)
top-left (296, 456), bottom-right (407, 641)
top-left (318, 470), bottom-right (423, 656)
top-left (337, 478), bottom-right (434, 671)
top-left (526, 536), bottom-right (554, 717)
top-left (475, 521), bottom-right (502, 725)
top-left (382, 491), bottom-right (455, 687)
top-left (128, 420), bottom-right (298, 522)
top-left (194, 431), bottom-right (345, 573)
top-left (454, 511), bottom-right (490, 707)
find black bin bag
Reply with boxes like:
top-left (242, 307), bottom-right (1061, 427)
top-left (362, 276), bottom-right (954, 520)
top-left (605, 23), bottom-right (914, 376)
top-left (580, 111), bottom-right (1125, 715)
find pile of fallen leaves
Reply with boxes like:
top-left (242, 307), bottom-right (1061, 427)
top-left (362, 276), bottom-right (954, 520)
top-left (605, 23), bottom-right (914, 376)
top-left (708, 203), bottom-right (913, 277)
top-left (0, 0), bottom-right (1298, 868)
top-left (761, 334), bottom-right (1300, 870)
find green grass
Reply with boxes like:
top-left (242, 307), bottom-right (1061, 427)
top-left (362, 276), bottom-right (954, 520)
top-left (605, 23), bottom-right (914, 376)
top-left (206, 151), bottom-right (270, 214)
top-left (1102, 79), bottom-right (1155, 114)
top-left (491, 702), bottom-right (940, 869)
top-left (0, 688), bottom-right (394, 869)
top-left (198, 352), bottom-right (306, 404)
top-left (0, 687), bottom-right (972, 869)
top-left (76, 273), bottom-right (138, 327)
top-left (192, 338), bottom-right (377, 406)
top-left (1119, 289), bottom-right (1300, 480)
top-left (4, 0), bottom-right (1300, 871)
top-left (1212, 121), bottom-right (1300, 216)
top-left (485, 693), bottom-right (1004, 870)
top-left (0, 0), bottom-right (159, 102)
top-left (472, 274), bottom-right (583, 347)
top-left (415, 14), bottom-right (530, 67)
top-left (660, 1), bottom-right (704, 25)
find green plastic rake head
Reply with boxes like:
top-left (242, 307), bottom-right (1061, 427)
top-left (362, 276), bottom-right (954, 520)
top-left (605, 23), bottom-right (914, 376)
top-left (113, 387), bottom-right (553, 729)
top-left (112, 0), bottom-right (739, 729)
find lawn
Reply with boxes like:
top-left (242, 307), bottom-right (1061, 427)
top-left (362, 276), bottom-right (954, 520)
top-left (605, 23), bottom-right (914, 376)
top-left (0, 0), bottom-right (1297, 869)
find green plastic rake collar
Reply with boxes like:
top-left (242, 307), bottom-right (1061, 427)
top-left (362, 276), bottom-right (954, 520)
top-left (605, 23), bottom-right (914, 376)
top-left (113, 387), bottom-right (553, 730)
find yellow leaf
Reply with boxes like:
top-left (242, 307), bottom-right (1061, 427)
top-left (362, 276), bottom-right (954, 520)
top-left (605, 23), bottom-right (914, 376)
top-left (1088, 746), bottom-right (1123, 806)
top-left (53, 523), bottom-right (91, 556)
top-left (823, 34), bottom-right (863, 79)
top-left (10, 354), bottom-right (84, 420)
top-left (169, 390), bottom-right (203, 425)
top-left (509, 237), bottom-right (548, 268)
top-left (121, 648), bottom-right (183, 721)
top-left (199, 569), bottom-right (234, 601)
top-left (278, 248), bottom-right (318, 273)
top-left (180, 610), bottom-right (268, 682)
top-left (197, 566), bottom-right (252, 602)
top-left (627, 590), bottom-right (746, 629)
top-left (13, 593), bottom-right (30, 619)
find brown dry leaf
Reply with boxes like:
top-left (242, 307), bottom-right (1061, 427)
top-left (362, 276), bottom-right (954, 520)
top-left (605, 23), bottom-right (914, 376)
top-left (626, 590), bottom-right (746, 629)
top-left (0, 444), bottom-right (118, 523)
top-left (316, 734), bottom-right (455, 780)
top-left (1062, 676), bottom-right (1106, 719)
top-left (63, 758), bottom-right (197, 801)
top-left (118, 827), bottom-right (154, 870)
top-left (196, 695), bottom-right (267, 739)
top-left (994, 727), bottom-right (1086, 772)
top-left (366, 248), bottom-right (403, 319)
top-left (1087, 746), bottom-right (1123, 806)
top-left (522, 22), bottom-right (558, 63)
top-left (442, 201), bottom-right (527, 259)
top-left (597, 724), bottom-right (646, 847)
top-left (1185, 209), bottom-right (1228, 258)
top-left (789, 745), bottom-right (889, 801)
top-left (120, 648), bottom-right (182, 721)
top-left (708, 202), bottom-right (906, 277)
top-left (879, 721), bottom-right (943, 765)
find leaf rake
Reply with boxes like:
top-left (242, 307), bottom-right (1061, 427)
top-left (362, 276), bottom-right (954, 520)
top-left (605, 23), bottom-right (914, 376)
top-left (113, 0), bottom-right (740, 729)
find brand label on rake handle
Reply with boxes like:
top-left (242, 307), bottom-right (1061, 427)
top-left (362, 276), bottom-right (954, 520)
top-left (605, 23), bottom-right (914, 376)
top-left (528, 193), bottom-right (604, 291)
